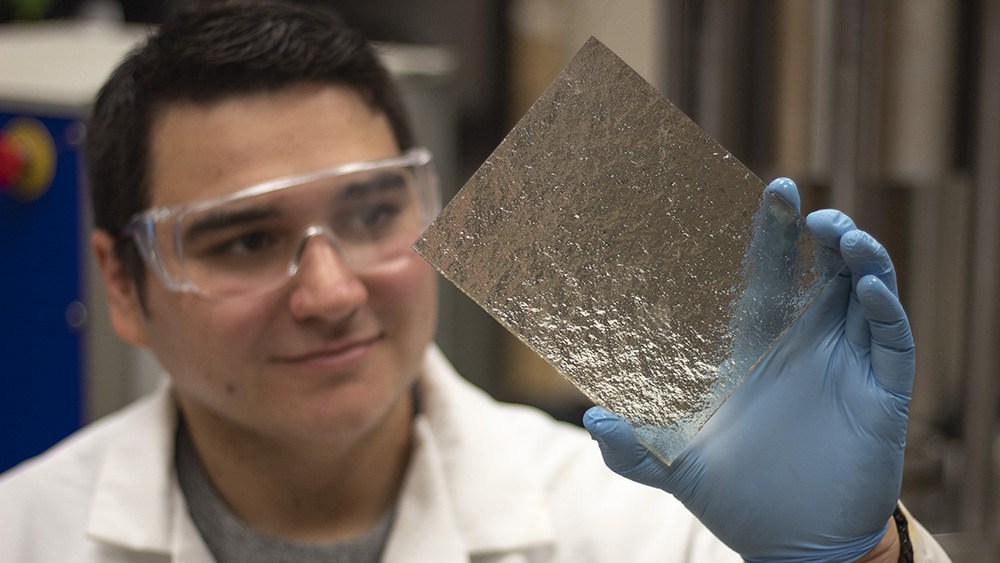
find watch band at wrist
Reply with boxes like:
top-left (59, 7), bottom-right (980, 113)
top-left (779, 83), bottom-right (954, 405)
top-left (892, 504), bottom-right (914, 563)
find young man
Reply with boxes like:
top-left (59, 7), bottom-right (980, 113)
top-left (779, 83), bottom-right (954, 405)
top-left (0, 2), bottom-right (950, 561)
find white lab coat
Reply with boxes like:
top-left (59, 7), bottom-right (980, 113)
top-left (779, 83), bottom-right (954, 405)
top-left (0, 346), bottom-right (949, 562)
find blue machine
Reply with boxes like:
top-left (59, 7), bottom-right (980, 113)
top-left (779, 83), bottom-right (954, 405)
top-left (0, 22), bottom-right (151, 472)
top-left (0, 114), bottom-right (85, 472)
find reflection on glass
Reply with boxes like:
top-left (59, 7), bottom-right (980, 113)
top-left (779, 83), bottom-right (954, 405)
top-left (414, 38), bottom-right (842, 463)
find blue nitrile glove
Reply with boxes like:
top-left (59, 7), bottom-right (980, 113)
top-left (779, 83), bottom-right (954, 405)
top-left (583, 177), bottom-right (913, 562)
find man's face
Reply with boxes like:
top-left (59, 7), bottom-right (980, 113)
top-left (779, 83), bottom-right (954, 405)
top-left (108, 84), bottom-right (438, 444)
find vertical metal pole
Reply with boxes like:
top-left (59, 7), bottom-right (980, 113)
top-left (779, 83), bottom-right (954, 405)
top-left (662, 0), bottom-right (699, 117)
top-left (808, 0), bottom-right (836, 187)
top-left (961, 0), bottom-right (1000, 538)
top-left (828, 0), bottom-right (883, 222)
top-left (774, 0), bottom-right (812, 180)
top-left (696, 0), bottom-right (755, 161)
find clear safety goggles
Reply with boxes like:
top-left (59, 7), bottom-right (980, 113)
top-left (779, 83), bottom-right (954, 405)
top-left (123, 148), bottom-right (440, 300)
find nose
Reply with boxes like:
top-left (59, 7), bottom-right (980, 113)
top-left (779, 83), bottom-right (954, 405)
top-left (287, 227), bottom-right (367, 322)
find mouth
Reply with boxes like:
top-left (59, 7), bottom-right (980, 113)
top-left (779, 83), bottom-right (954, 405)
top-left (274, 334), bottom-right (383, 371)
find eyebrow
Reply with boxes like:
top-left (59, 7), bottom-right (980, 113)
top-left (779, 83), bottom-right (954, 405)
top-left (181, 171), bottom-right (410, 239)
top-left (183, 206), bottom-right (281, 240)
top-left (337, 171), bottom-right (408, 201)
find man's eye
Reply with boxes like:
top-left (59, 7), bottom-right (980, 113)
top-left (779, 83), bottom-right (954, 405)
top-left (361, 203), bottom-right (402, 229)
top-left (336, 202), bottom-right (403, 239)
top-left (209, 231), bottom-right (277, 257)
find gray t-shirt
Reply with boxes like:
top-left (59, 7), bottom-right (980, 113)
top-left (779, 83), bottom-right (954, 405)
top-left (175, 420), bottom-right (393, 563)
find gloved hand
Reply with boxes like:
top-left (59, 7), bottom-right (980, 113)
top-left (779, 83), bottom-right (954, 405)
top-left (583, 177), bottom-right (913, 562)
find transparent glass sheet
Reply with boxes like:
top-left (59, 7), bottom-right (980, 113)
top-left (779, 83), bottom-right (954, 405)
top-left (414, 38), bottom-right (843, 464)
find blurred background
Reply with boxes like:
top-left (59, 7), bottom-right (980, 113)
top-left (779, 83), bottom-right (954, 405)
top-left (1, 0), bottom-right (996, 559)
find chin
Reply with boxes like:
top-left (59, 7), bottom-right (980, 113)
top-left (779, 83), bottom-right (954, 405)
top-left (295, 381), bottom-right (412, 437)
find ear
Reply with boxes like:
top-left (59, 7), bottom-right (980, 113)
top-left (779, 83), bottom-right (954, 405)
top-left (91, 230), bottom-right (150, 347)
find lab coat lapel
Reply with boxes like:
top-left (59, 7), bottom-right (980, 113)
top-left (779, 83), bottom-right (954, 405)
top-left (382, 416), bottom-right (469, 562)
top-left (387, 347), bottom-right (556, 559)
top-left (85, 384), bottom-right (179, 555)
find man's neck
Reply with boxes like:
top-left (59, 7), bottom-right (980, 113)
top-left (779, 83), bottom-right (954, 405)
top-left (176, 390), bottom-right (415, 542)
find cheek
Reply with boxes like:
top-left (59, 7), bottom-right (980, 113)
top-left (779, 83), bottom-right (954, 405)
top-left (370, 255), bottom-right (438, 340)
top-left (141, 289), bottom-right (271, 387)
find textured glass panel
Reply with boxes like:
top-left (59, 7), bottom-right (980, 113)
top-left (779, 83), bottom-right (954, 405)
top-left (414, 38), bottom-right (842, 463)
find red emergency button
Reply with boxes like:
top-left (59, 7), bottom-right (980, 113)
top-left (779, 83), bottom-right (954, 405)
top-left (0, 130), bottom-right (24, 188)
top-left (0, 118), bottom-right (56, 202)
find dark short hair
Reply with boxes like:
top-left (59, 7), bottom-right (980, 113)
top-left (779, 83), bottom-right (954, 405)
top-left (86, 0), bottom-right (414, 294)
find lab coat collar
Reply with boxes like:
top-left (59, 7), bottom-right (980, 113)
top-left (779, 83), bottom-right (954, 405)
top-left (85, 381), bottom-right (181, 555)
top-left (388, 347), bottom-right (556, 559)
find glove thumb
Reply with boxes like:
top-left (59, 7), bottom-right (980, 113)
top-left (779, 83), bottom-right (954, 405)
top-left (583, 406), bottom-right (677, 490)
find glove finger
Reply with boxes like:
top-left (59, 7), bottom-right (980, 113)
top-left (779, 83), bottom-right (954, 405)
top-left (583, 406), bottom-right (676, 490)
top-left (735, 179), bottom-right (806, 335)
top-left (840, 230), bottom-right (899, 351)
top-left (765, 177), bottom-right (801, 213)
top-left (747, 180), bottom-right (803, 276)
top-left (794, 209), bottom-right (853, 325)
top-left (857, 275), bottom-right (915, 398)
top-left (840, 230), bottom-right (899, 296)
top-left (804, 209), bottom-right (855, 310)
top-left (806, 208), bottom-right (857, 249)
